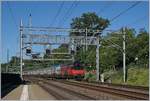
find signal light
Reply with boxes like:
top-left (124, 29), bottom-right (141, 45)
top-left (71, 50), bottom-right (75, 54)
top-left (46, 49), bottom-right (51, 54)
top-left (26, 48), bottom-right (31, 54)
top-left (76, 46), bottom-right (80, 51)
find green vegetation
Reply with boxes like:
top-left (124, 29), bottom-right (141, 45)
top-left (70, 12), bottom-right (109, 36)
top-left (70, 12), bottom-right (148, 72)
top-left (84, 66), bottom-right (149, 87)
top-left (84, 72), bottom-right (96, 81)
top-left (110, 67), bottom-right (149, 87)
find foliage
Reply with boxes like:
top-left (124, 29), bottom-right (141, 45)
top-left (99, 28), bottom-right (148, 73)
top-left (70, 12), bottom-right (110, 36)
top-left (84, 72), bottom-right (96, 81)
top-left (70, 12), bottom-right (110, 70)
top-left (110, 66), bottom-right (149, 87)
top-left (135, 29), bottom-right (149, 66)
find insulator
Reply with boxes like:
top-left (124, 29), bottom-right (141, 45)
top-left (71, 44), bottom-right (74, 50)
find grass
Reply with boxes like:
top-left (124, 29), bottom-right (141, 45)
top-left (85, 66), bottom-right (149, 87)
top-left (110, 67), bottom-right (149, 87)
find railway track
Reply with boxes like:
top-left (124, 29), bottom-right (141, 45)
top-left (83, 80), bottom-right (149, 91)
top-left (28, 77), bottom-right (96, 100)
top-left (26, 76), bottom-right (149, 100)
top-left (38, 82), bottom-right (68, 100)
top-left (55, 79), bottom-right (149, 100)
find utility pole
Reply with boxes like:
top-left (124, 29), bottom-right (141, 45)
top-left (29, 13), bottom-right (32, 27)
top-left (96, 36), bottom-right (100, 81)
top-left (123, 28), bottom-right (126, 82)
top-left (85, 28), bottom-right (88, 51)
top-left (20, 19), bottom-right (23, 80)
top-left (29, 14), bottom-right (32, 50)
top-left (6, 49), bottom-right (9, 72)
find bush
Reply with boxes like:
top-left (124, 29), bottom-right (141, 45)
top-left (110, 67), bottom-right (149, 86)
top-left (84, 72), bottom-right (96, 81)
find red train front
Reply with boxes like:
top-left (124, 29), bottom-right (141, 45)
top-left (60, 64), bottom-right (85, 79)
top-left (51, 61), bottom-right (85, 79)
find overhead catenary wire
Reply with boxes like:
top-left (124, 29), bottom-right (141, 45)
top-left (74, 2), bottom-right (112, 58)
top-left (127, 15), bottom-right (147, 27)
top-left (85, 1), bottom-right (141, 64)
top-left (57, 1), bottom-right (76, 27)
top-left (7, 2), bottom-right (18, 27)
top-left (110, 1), bottom-right (141, 23)
top-left (97, 1), bottom-right (113, 16)
top-left (60, 1), bottom-right (79, 27)
top-left (6, 2), bottom-right (19, 61)
top-left (50, 1), bottom-right (65, 27)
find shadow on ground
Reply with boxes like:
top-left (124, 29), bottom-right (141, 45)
top-left (1, 73), bottom-right (23, 98)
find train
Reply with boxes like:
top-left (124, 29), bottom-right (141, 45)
top-left (23, 61), bottom-right (91, 80)
top-left (50, 61), bottom-right (86, 79)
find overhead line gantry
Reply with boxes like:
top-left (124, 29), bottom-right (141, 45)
top-left (20, 19), bottom-right (101, 81)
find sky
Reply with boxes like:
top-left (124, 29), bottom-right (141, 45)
top-left (1, 1), bottom-right (149, 63)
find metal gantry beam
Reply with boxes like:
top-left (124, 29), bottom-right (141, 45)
top-left (19, 18), bottom-right (128, 83)
top-left (23, 34), bottom-right (98, 45)
top-left (22, 26), bottom-right (101, 33)
top-left (96, 37), bottom-right (100, 81)
top-left (24, 58), bottom-right (73, 61)
top-left (20, 19), bottom-right (23, 80)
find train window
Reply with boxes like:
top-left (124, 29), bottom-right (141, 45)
top-left (74, 63), bottom-right (84, 70)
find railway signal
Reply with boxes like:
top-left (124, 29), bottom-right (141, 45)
top-left (26, 48), bottom-right (31, 54)
top-left (46, 49), bottom-right (51, 55)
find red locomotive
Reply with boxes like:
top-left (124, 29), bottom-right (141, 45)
top-left (50, 61), bottom-right (85, 79)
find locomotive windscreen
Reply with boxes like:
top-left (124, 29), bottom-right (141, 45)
top-left (73, 61), bottom-right (84, 70)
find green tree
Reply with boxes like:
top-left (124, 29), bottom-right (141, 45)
top-left (70, 12), bottom-right (110, 36)
top-left (100, 28), bottom-right (137, 71)
top-left (135, 29), bottom-right (149, 67)
top-left (69, 12), bottom-right (110, 68)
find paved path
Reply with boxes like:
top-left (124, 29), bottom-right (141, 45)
top-left (2, 85), bottom-right (23, 100)
top-left (2, 84), bottom-right (56, 100)
top-left (29, 84), bottom-right (56, 100)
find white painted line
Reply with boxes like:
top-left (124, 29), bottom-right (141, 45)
top-left (20, 85), bottom-right (29, 101)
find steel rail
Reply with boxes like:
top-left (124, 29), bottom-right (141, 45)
top-left (56, 80), bottom-right (149, 100)
top-left (28, 77), bottom-right (96, 100)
